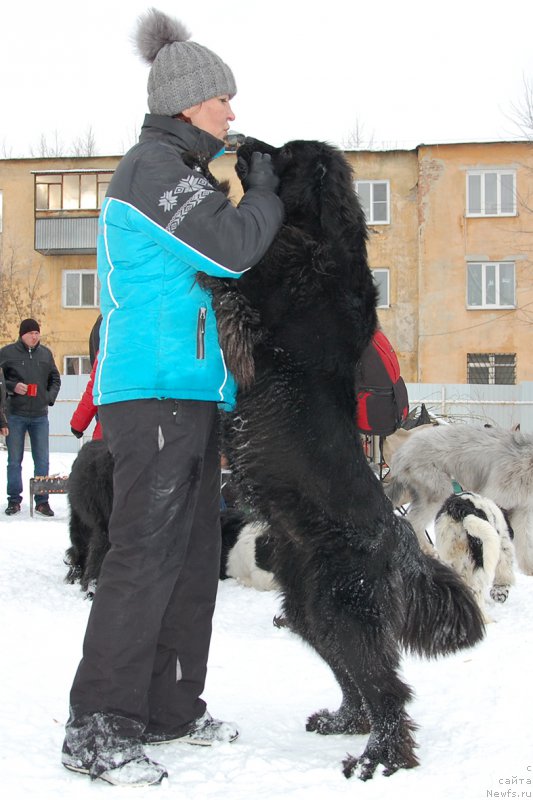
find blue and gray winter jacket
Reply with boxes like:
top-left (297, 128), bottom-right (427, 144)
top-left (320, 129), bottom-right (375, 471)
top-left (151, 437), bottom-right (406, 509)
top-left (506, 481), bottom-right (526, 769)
top-left (95, 115), bottom-right (283, 409)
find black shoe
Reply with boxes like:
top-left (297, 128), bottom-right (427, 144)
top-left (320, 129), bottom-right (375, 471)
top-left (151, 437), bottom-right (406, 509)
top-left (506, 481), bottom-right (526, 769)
top-left (62, 740), bottom-right (167, 786)
top-left (5, 501), bottom-right (21, 516)
top-left (62, 714), bottom-right (168, 787)
top-left (35, 502), bottom-right (54, 517)
top-left (142, 711), bottom-right (239, 746)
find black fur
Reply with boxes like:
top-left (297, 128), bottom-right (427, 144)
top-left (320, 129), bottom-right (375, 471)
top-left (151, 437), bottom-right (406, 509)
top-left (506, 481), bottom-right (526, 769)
top-left (65, 441), bottom-right (272, 592)
top-left (218, 509), bottom-right (247, 579)
top-left (65, 440), bottom-right (114, 592)
top-left (437, 494), bottom-right (488, 525)
top-left (202, 137), bottom-right (485, 780)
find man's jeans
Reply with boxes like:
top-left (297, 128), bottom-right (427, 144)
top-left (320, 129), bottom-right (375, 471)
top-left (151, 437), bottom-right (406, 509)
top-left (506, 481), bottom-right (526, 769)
top-left (6, 413), bottom-right (50, 504)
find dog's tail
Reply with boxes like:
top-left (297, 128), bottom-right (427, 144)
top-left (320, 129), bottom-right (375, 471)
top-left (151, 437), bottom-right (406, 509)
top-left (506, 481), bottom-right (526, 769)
top-left (398, 520), bottom-right (485, 657)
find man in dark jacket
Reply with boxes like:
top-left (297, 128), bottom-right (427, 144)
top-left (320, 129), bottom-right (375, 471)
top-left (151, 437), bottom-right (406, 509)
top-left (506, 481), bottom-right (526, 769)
top-left (0, 318), bottom-right (61, 516)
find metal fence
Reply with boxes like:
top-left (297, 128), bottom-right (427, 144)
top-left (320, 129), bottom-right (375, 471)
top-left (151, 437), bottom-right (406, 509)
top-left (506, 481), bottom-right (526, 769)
top-left (7, 377), bottom-right (533, 454)
top-left (405, 382), bottom-right (533, 431)
top-left (48, 374), bottom-right (96, 453)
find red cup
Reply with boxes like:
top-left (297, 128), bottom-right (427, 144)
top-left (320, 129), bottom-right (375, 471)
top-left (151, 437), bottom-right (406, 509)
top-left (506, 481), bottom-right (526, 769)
top-left (27, 384), bottom-right (38, 397)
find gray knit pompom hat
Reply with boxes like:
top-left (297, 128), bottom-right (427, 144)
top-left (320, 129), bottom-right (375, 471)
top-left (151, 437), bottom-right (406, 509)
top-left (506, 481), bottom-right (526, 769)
top-left (134, 8), bottom-right (237, 116)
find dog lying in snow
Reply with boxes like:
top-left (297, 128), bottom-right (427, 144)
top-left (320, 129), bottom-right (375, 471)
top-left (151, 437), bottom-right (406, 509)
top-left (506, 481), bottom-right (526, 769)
top-left (434, 492), bottom-right (515, 623)
top-left (219, 510), bottom-right (278, 591)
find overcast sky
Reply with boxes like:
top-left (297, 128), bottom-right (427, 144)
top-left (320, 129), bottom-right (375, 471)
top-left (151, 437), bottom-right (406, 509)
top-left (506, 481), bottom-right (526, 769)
top-left (1, 0), bottom-right (533, 158)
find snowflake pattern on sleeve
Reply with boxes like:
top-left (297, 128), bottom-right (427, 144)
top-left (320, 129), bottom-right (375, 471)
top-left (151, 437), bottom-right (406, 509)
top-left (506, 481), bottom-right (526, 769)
top-left (159, 174), bottom-right (214, 225)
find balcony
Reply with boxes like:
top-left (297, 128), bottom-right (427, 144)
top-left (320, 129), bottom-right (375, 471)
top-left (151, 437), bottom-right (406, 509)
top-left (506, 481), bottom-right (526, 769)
top-left (35, 216), bottom-right (99, 254)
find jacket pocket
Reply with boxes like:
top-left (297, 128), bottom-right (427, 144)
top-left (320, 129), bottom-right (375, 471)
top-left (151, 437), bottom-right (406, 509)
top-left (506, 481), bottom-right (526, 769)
top-left (196, 307), bottom-right (207, 360)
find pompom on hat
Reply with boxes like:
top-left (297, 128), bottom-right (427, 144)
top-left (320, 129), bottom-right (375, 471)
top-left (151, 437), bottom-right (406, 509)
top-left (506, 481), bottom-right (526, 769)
top-left (19, 319), bottom-right (40, 337)
top-left (134, 7), bottom-right (236, 117)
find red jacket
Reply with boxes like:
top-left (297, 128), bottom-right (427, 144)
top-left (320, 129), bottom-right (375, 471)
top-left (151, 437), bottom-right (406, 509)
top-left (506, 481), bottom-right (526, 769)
top-left (70, 358), bottom-right (102, 439)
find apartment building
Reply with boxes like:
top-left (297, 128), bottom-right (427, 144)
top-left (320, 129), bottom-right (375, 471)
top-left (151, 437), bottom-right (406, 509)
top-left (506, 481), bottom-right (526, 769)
top-left (345, 141), bottom-right (533, 384)
top-left (1, 140), bottom-right (532, 383)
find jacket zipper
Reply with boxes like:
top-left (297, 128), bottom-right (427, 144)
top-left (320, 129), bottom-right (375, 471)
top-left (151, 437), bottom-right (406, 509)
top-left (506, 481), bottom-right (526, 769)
top-left (196, 307), bottom-right (207, 359)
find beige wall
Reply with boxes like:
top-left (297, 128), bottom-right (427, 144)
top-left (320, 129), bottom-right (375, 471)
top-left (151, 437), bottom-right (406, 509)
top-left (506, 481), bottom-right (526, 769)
top-left (2, 142), bottom-right (532, 384)
top-left (417, 142), bottom-right (533, 383)
top-left (347, 150), bottom-right (420, 381)
top-left (0, 156), bottom-right (117, 369)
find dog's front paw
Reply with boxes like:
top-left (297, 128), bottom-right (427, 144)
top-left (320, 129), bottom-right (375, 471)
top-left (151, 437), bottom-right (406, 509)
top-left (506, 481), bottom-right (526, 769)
top-left (490, 584), bottom-right (510, 603)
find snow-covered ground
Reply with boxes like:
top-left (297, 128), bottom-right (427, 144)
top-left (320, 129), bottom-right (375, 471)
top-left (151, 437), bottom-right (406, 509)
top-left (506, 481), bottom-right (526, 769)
top-left (1, 449), bottom-right (532, 800)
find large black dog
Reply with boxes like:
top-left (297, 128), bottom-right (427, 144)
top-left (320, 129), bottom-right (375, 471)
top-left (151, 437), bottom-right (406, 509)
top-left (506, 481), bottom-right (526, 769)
top-left (199, 138), bottom-right (485, 780)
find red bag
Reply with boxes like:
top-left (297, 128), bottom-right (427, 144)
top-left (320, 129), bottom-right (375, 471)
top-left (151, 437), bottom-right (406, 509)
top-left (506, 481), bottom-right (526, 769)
top-left (355, 330), bottom-right (409, 436)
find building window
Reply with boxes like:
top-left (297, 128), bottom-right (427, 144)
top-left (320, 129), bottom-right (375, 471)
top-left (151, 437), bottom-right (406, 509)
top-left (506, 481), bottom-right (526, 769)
top-left (64, 356), bottom-right (92, 375)
top-left (467, 353), bottom-right (516, 385)
top-left (62, 270), bottom-right (100, 308)
top-left (467, 261), bottom-right (515, 309)
top-left (35, 172), bottom-right (111, 211)
top-left (355, 180), bottom-right (390, 224)
top-left (372, 268), bottom-right (390, 307)
top-left (466, 170), bottom-right (516, 217)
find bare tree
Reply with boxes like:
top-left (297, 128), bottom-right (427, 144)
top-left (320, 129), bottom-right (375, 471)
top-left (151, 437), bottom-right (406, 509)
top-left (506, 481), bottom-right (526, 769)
top-left (30, 131), bottom-right (65, 158)
top-left (0, 239), bottom-right (47, 344)
top-left (118, 123), bottom-right (140, 155)
top-left (509, 74), bottom-right (533, 139)
top-left (0, 139), bottom-right (13, 159)
top-left (342, 118), bottom-right (375, 151)
top-left (71, 125), bottom-right (98, 157)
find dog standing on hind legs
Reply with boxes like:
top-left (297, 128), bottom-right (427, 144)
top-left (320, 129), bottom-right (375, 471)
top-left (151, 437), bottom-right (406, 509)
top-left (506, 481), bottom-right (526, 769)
top-left (202, 137), bottom-right (485, 780)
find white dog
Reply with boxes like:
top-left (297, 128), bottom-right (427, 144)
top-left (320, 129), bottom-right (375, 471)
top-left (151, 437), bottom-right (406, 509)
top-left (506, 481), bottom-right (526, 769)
top-left (434, 491), bottom-right (515, 623)
top-left (385, 424), bottom-right (533, 574)
top-left (220, 512), bottom-right (278, 591)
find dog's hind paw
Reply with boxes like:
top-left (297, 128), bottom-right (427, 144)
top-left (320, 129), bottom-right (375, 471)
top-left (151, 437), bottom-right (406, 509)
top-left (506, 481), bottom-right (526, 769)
top-left (342, 754), bottom-right (379, 781)
top-left (490, 584), bottom-right (510, 603)
top-left (343, 750), bottom-right (418, 781)
top-left (306, 708), bottom-right (371, 736)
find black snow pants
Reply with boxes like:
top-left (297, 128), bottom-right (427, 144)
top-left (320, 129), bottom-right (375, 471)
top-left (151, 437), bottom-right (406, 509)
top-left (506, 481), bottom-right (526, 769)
top-left (68, 398), bottom-right (222, 734)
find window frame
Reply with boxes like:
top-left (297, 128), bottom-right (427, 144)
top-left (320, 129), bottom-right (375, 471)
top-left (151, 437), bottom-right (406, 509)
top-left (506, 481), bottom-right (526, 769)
top-left (35, 171), bottom-right (111, 211)
top-left (372, 268), bottom-right (390, 308)
top-left (466, 261), bottom-right (516, 310)
top-left (64, 355), bottom-right (92, 375)
top-left (467, 353), bottom-right (516, 385)
top-left (355, 179), bottom-right (390, 225)
top-left (62, 269), bottom-right (100, 308)
top-left (466, 170), bottom-right (516, 217)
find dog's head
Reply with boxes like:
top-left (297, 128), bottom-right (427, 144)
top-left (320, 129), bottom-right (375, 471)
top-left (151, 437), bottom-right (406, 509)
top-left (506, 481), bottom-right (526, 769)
top-left (236, 137), bottom-right (366, 239)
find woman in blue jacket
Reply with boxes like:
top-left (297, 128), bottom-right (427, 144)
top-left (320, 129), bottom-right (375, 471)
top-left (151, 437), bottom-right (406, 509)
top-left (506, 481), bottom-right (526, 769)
top-left (62, 9), bottom-right (284, 787)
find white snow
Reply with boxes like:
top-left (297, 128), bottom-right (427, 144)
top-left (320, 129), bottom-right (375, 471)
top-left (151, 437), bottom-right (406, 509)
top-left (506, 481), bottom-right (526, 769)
top-left (1, 449), bottom-right (532, 799)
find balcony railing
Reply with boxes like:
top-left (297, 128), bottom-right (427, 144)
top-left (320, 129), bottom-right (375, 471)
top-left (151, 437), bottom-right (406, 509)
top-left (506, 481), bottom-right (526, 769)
top-left (35, 216), bottom-right (99, 254)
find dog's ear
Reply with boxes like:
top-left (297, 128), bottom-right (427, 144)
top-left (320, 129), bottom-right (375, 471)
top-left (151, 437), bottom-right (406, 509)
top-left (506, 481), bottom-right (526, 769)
top-left (276, 141), bottom-right (367, 243)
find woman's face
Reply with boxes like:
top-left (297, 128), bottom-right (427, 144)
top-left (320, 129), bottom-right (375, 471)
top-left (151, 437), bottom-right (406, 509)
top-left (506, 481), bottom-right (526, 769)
top-left (181, 95), bottom-right (236, 140)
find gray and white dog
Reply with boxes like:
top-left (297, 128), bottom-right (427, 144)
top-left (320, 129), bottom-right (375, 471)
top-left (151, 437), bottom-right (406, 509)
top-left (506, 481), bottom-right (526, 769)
top-left (434, 491), bottom-right (515, 623)
top-left (385, 424), bottom-right (533, 574)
